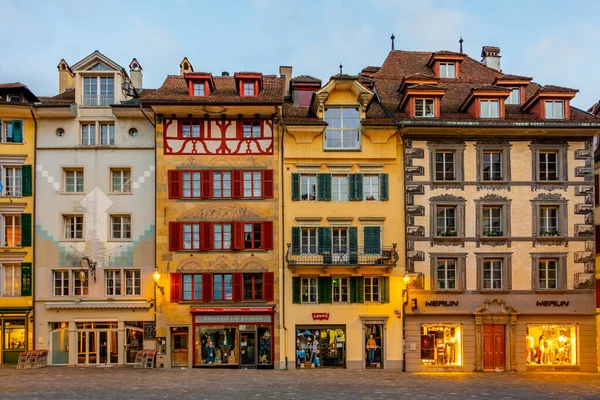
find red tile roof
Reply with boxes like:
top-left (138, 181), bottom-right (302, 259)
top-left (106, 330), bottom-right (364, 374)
top-left (291, 75), bottom-right (322, 84)
top-left (0, 82), bottom-right (27, 89)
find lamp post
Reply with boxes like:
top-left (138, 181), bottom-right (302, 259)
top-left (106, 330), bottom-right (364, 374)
top-left (402, 275), bottom-right (409, 372)
top-left (153, 267), bottom-right (164, 295)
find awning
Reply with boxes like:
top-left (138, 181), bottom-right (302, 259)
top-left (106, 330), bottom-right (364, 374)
top-left (0, 307), bottom-right (32, 316)
top-left (45, 301), bottom-right (151, 310)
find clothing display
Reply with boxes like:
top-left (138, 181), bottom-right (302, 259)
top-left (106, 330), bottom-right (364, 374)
top-left (526, 325), bottom-right (576, 366)
top-left (195, 327), bottom-right (238, 365)
top-left (421, 325), bottom-right (462, 366)
top-left (296, 327), bottom-right (346, 368)
top-left (365, 324), bottom-right (383, 368)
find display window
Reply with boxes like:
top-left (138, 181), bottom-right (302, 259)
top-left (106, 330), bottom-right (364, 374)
top-left (420, 324), bottom-right (462, 366)
top-left (195, 326), bottom-right (238, 365)
top-left (50, 322), bottom-right (69, 365)
top-left (125, 322), bottom-right (144, 363)
top-left (365, 324), bottom-right (383, 368)
top-left (295, 326), bottom-right (346, 368)
top-left (526, 324), bottom-right (577, 366)
top-left (4, 319), bottom-right (25, 350)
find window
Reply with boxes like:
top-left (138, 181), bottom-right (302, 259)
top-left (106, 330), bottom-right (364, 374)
top-left (483, 259), bottom-right (503, 289)
top-left (243, 82), bottom-right (255, 97)
top-left (421, 325), bottom-right (462, 366)
top-left (0, 120), bottom-right (23, 143)
top-left (364, 277), bottom-right (380, 302)
top-left (435, 151), bottom-right (455, 181)
top-left (506, 88), bottom-right (520, 105)
top-left (213, 223), bottom-right (232, 250)
top-left (301, 175), bottom-right (317, 201)
top-left (63, 215), bottom-right (83, 239)
top-left (482, 207), bottom-right (502, 236)
top-left (530, 253), bottom-right (566, 290)
top-left (73, 270), bottom-right (88, 296)
top-left (106, 270), bottom-right (122, 296)
top-left (476, 141), bottom-right (511, 184)
top-left (213, 274), bottom-right (233, 301)
top-left (183, 274), bottom-right (202, 300)
top-left (100, 123), bottom-right (115, 145)
top-left (545, 101), bottom-right (564, 119)
top-left (242, 122), bottom-right (261, 138)
top-left (243, 172), bottom-right (261, 198)
top-left (212, 172), bottom-right (231, 198)
top-left (82, 76), bottom-right (114, 106)
top-left (526, 324), bottom-right (577, 366)
top-left (538, 260), bottom-right (558, 289)
top-left (363, 175), bottom-right (379, 201)
top-left (436, 259), bottom-right (456, 290)
top-left (436, 206), bottom-right (456, 236)
top-left (126, 271), bottom-right (141, 296)
top-left (110, 215), bottom-right (131, 239)
top-left (183, 223), bottom-right (200, 250)
top-left (182, 172), bottom-right (201, 198)
top-left (3, 215), bottom-right (21, 247)
top-left (301, 277), bottom-right (317, 303)
top-left (332, 228), bottom-right (348, 256)
top-left (479, 100), bottom-right (499, 118)
top-left (243, 223), bottom-right (262, 249)
top-left (415, 99), bottom-right (435, 117)
top-left (332, 176), bottom-right (348, 201)
top-left (193, 82), bottom-right (205, 96)
top-left (81, 124), bottom-right (96, 145)
top-left (64, 169), bottom-right (84, 193)
top-left (53, 270), bottom-right (69, 296)
top-left (476, 253), bottom-right (512, 291)
top-left (324, 108), bottom-right (360, 150)
top-left (2, 264), bottom-right (20, 296)
top-left (111, 168), bottom-right (131, 193)
top-left (301, 228), bottom-right (317, 254)
top-left (332, 277), bottom-right (349, 303)
top-left (539, 207), bottom-right (559, 236)
top-left (181, 121), bottom-right (201, 138)
top-left (538, 152), bottom-right (558, 181)
top-left (430, 253), bottom-right (466, 291)
top-left (3, 167), bottom-right (22, 196)
top-left (439, 62), bottom-right (456, 78)
top-left (482, 152), bottom-right (502, 181)
top-left (243, 273), bottom-right (263, 301)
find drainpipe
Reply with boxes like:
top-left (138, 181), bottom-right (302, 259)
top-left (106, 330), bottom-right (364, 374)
top-left (279, 111), bottom-right (288, 370)
top-left (29, 105), bottom-right (37, 351)
top-left (400, 125), bottom-right (408, 373)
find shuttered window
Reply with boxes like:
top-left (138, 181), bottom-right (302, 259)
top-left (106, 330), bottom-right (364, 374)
top-left (168, 169), bottom-right (273, 199)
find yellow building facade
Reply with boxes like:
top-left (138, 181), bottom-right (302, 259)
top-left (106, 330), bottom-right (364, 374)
top-left (0, 83), bottom-right (36, 364)
top-left (281, 72), bottom-right (404, 370)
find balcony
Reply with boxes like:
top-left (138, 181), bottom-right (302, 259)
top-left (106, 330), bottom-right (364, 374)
top-left (285, 244), bottom-right (399, 273)
top-left (82, 94), bottom-right (114, 106)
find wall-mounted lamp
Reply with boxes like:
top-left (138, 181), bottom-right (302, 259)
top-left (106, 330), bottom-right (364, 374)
top-left (153, 267), bottom-right (164, 294)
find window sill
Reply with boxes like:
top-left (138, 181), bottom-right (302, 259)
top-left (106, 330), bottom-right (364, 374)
top-left (534, 289), bottom-right (566, 294)
top-left (176, 249), bottom-right (269, 253)
top-left (108, 192), bottom-right (133, 195)
top-left (432, 290), bottom-right (464, 294)
top-left (479, 290), bottom-right (510, 294)
top-left (0, 195), bottom-right (23, 199)
top-left (434, 236), bottom-right (463, 240)
top-left (0, 246), bottom-right (23, 250)
top-left (0, 142), bottom-right (25, 145)
top-left (534, 181), bottom-right (565, 185)
top-left (478, 180), bottom-right (509, 185)
top-left (480, 236), bottom-right (509, 240)
top-left (60, 192), bottom-right (85, 195)
top-left (176, 197), bottom-right (269, 201)
top-left (323, 148), bottom-right (362, 152)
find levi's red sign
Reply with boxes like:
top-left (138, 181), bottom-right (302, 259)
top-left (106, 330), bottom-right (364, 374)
top-left (312, 313), bottom-right (330, 320)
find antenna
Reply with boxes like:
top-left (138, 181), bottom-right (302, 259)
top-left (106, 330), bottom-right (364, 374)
top-left (339, 63), bottom-right (343, 74)
top-left (459, 37), bottom-right (464, 54)
top-left (391, 33), bottom-right (396, 51)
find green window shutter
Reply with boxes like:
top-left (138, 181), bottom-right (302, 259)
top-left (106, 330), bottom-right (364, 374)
top-left (349, 174), bottom-right (356, 201)
top-left (22, 165), bottom-right (32, 197)
top-left (291, 173), bottom-right (300, 201)
top-left (379, 173), bottom-right (389, 201)
top-left (318, 277), bottom-right (332, 304)
top-left (21, 213), bottom-right (32, 247)
top-left (356, 277), bottom-right (365, 303)
top-left (350, 277), bottom-right (357, 303)
top-left (373, 227), bottom-right (381, 253)
top-left (12, 120), bottom-right (23, 143)
top-left (364, 226), bottom-right (381, 254)
top-left (349, 226), bottom-right (358, 264)
top-left (21, 262), bottom-right (32, 296)
top-left (291, 227), bottom-right (300, 255)
top-left (292, 277), bottom-right (301, 304)
top-left (381, 276), bottom-right (390, 303)
top-left (317, 173), bottom-right (331, 201)
top-left (317, 227), bottom-right (331, 256)
top-left (354, 174), bottom-right (363, 200)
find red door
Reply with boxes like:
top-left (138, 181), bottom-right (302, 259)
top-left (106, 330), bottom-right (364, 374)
top-left (483, 325), bottom-right (505, 371)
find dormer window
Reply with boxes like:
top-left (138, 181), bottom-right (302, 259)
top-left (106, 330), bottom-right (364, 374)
top-left (506, 88), bottom-right (520, 105)
top-left (235, 73), bottom-right (262, 98)
top-left (185, 74), bottom-right (214, 97)
top-left (439, 63), bottom-right (456, 78)
top-left (479, 100), bottom-right (499, 118)
top-left (193, 82), bottom-right (205, 97)
top-left (7, 95), bottom-right (22, 103)
top-left (415, 99), bottom-right (435, 117)
top-left (545, 101), bottom-right (564, 119)
top-left (82, 76), bottom-right (114, 106)
top-left (243, 82), bottom-right (255, 97)
top-left (324, 107), bottom-right (360, 150)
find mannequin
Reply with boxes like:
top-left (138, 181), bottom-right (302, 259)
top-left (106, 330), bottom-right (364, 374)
top-left (366, 334), bottom-right (377, 366)
top-left (309, 338), bottom-right (319, 366)
top-left (206, 337), bottom-right (215, 364)
top-left (557, 332), bottom-right (567, 364)
top-left (539, 335), bottom-right (549, 365)
top-left (526, 329), bottom-right (535, 364)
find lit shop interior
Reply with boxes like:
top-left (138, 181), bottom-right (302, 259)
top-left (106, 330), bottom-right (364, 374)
top-left (526, 324), bottom-right (577, 366)
top-left (194, 326), bottom-right (272, 366)
top-left (296, 327), bottom-right (346, 368)
top-left (420, 324), bottom-right (462, 366)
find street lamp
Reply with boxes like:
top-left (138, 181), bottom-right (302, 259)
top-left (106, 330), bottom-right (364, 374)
top-left (401, 274), bottom-right (418, 372)
top-left (153, 267), bottom-right (164, 294)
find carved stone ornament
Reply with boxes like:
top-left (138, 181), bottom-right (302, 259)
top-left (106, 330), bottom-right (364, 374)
top-left (177, 257), bottom-right (206, 271)
top-left (177, 156), bottom-right (198, 167)
top-left (476, 183), bottom-right (510, 192)
top-left (478, 193), bottom-right (509, 202)
top-left (179, 205), bottom-right (264, 221)
top-left (533, 193), bottom-right (565, 201)
top-left (205, 255), bottom-right (240, 271)
top-left (239, 257), bottom-right (267, 270)
top-left (427, 140), bottom-right (465, 146)
top-left (475, 140), bottom-right (510, 146)
top-left (429, 183), bottom-right (464, 190)
top-left (531, 184), bottom-right (568, 192)
top-left (430, 194), bottom-right (466, 202)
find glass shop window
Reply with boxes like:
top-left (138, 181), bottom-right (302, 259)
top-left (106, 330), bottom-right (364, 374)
top-left (526, 324), bottom-right (577, 366)
top-left (420, 324), bottom-right (462, 366)
top-left (295, 327), bottom-right (346, 368)
top-left (365, 323), bottom-right (384, 368)
top-left (4, 319), bottom-right (26, 350)
top-left (195, 327), bottom-right (238, 365)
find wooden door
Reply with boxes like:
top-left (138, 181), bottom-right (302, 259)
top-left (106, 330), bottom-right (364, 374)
top-left (171, 331), bottom-right (188, 367)
top-left (483, 325), bottom-right (505, 371)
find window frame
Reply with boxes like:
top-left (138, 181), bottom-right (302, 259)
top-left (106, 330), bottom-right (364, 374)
top-left (53, 270), bottom-right (69, 296)
top-left (80, 123), bottom-right (96, 145)
top-left (63, 214), bottom-right (84, 240)
top-left (177, 119), bottom-right (204, 139)
top-left (109, 214), bottom-right (132, 241)
top-left (301, 276), bottom-right (318, 304)
top-left (544, 100), bottom-right (565, 120)
top-left (2, 264), bottom-right (21, 297)
top-left (3, 214), bottom-right (22, 247)
top-left (300, 174), bottom-right (317, 201)
top-left (414, 98), bottom-right (435, 118)
top-left (64, 168), bottom-right (84, 193)
top-left (182, 223), bottom-right (201, 250)
top-left (439, 62), bottom-right (456, 78)
top-left (323, 107), bottom-right (361, 151)
top-left (110, 168), bottom-right (132, 193)
top-left (506, 88), bottom-right (520, 105)
top-left (242, 81), bottom-right (256, 97)
top-left (182, 273), bottom-right (202, 301)
top-left (242, 171), bottom-right (262, 198)
top-left (212, 171), bottom-right (232, 198)
top-left (530, 141), bottom-right (568, 182)
top-left (475, 141), bottom-right (511, 183)
top-left (430, 195), bottom-right (466, 239)
top-left (531, 194), bottom-right (568, 239)
top-left (479, 99), bottom-right (500, 119)
top-left (0, 120), bottom-right (24, 143)
top-left (362, 175), bottom-right (379, 201)
top-left (241, 120), bottom-right (264, 139)
top-left (364, 276), bottom-right (381, 303)
top-left (73, 270), bottom-right (88, 296)
top-left (243, 273), bottom-right (263, 301)
top-left (82, 75), bottom-right (114, 106)
top-left (530, 253), bottom-right (567, 291)
top-left (124, 269), bottom-right (141, 296)
top-left (300, 227), bottom-right (318, 255)
top-left (428, 141), bottom-right (465, 183)
top-left (429, 253), bottom-right (467, 291)
top-left (332, 276), bottom-right (349, 303)
top-left (213, 273), bottom-right (233, 301)
top-left (331, 175), bottom-right (348, 201)
top-left (243, 223), bottom-right (263, 250)
top-left (100, 123), bottom-right (115, 146)
top-left (475, 253), bottom-right (512, 291)
top-left (3, 166), bottom-right (23, 197)
top-left (213, 223), bottom-right (232, 250)
top-left (105, 269), bottom-right (122, 296)
top-left (193, 82), bottom-right (205, 97)
top-left (475, 194), bottom-right (511, 239)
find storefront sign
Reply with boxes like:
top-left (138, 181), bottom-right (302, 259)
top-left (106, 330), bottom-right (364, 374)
top-left (425, 300), bottom-right (459, 307)
top-left (194, 315), bottom-right (272, 324)
top-left (143, 322), bottom-right (156, 339)
top-left (311, 313), bottom-right (330, 320)
top-left (536, 300), bottom-right (569, 307)
top-left (190, 307), bottom-right (272, 313)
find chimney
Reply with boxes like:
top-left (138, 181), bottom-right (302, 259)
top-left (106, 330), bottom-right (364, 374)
top-left (129, 58), bottom-right (143, 90)
top-left (481, 46), bottom-right (501, 72)
top-left (279, 66), bottom-right (292, 98)
top-left (179, 57), bottom-right (193, 76)
top-left (57, 59), bottom-right (74, 94)
top-left (221, 71), bottom-right (230, 76)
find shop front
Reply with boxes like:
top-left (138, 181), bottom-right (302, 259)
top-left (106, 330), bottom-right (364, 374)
top-left (295, 325), bottom-right (346, 368)
top-left (190, 307), bottom-right (274, 369)
top-left (0, 307), bottom-right (31, 365)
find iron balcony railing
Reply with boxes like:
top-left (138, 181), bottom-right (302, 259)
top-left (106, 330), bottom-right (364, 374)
top-left (285, 244), bottom-right (398, 267)
top-left (82, 94), bottom-right (114, 106)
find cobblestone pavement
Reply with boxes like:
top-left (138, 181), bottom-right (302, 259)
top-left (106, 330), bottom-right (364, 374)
top-left (1, 366), bottom-right (600, 400)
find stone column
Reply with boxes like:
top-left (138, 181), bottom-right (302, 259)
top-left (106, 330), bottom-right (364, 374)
top-left (474, 316), bottom-right (482, 372)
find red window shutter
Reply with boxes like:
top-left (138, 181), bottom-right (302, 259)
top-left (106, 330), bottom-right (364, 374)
top-left (236, 119), bottom-right (242, 138)
top-left (201, 222), bottom-right (212, 250)
top-left (202, 273), bottom-right (213, 302)
top-left (232, 272), bottom-right (243, 302)
top-left (168, 170), bottom-right (181, 199)
top-left (596, 226), bottom-right (600, 254)
top-left (170, 273), bottom-right (181, 302)
top-left (262, 221), bottom-right (273, 250)
top-left (263, 170), bottom-right (274, 198)
top-left (233, 221), bottom-right (244, 250)
top-left (595, 175), bottom-right (599, 205)
top-left (201, 170), bottom-right (212, 198)
top-left (169, 222), bottom-right (181, 251)
top-left (263, 272), bottom-right (274, 302)
top-left (232, 170), bottom-right (242, 198)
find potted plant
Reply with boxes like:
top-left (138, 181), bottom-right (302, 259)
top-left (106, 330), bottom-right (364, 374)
top-left (438, 229), bottom-right (457, 237)
top-left (365, 195), bottom-right (376, 201)
top-left (483, 230), bottom-right (503, 237)
top-left (540, 229), bottom-right (560, 237)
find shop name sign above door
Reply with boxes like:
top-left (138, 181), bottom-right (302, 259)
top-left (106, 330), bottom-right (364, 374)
top-left (312, 313), bottom-right (330, 320)
top-left (425, 300), bottom-right (459, 307)
top-left (536, 300), bottom-right (569, 307)
top-left (194, 315), bottom-right (272, 324)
